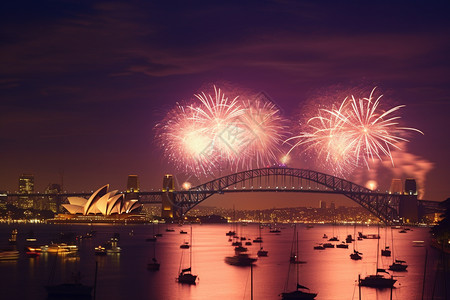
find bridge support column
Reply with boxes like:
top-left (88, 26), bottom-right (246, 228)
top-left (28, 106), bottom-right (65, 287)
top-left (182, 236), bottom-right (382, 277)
top-left (161, 174), bottom-right (179, 219)
top-left (398, 194), bottom-right (418, 223)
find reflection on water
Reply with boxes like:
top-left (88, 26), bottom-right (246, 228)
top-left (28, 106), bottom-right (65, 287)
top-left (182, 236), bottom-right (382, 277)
top-left (0, 223), bottom-right (448, 300)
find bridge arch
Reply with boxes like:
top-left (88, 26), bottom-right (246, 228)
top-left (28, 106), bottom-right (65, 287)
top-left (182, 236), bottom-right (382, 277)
top-left (172, 167), bottom-right (401, 223)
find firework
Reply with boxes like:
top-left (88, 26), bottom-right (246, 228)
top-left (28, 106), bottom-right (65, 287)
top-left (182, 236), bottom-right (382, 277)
top-left (287, 88), bottom-right (423, 176)
top-left (155, 86), bottom-right (286, 176)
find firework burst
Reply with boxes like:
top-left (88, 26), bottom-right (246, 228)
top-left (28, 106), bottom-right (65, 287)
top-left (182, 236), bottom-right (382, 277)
top-left (287, 88), bottom-right (423, 176)
top-left (155, 86), bottom-right (286, 176)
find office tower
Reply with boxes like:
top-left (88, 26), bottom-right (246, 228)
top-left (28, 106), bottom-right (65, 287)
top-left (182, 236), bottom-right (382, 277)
top-left (18, 174), bottom-right (34, 209)
top-left (320, 200), bottom-right (326, 209)
top-left (45, 183), bottom-right (62, 213)
top-left (330, 201), bottom-right (336, 210)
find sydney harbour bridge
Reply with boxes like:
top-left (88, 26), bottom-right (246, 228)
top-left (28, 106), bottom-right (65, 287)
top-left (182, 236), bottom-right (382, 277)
top-left (4, 167), bottom-right (443, 224)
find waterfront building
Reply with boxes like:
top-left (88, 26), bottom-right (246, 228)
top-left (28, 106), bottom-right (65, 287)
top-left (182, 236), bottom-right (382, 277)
top-left (51, 185), bottom-right (144, 223)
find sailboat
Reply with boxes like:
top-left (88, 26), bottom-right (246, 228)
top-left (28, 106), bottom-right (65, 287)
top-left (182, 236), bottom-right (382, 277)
top-left (177, 225), bottom-right (197, 284)
top-left (256, 222), bottom-right (268, 257)
top-left (388, 228), bottom-right (408, 271)
top-left (147, 235), bottom-right (160, 271)
top-left (350, 223), bottom-right (362, 260)
top-left (381, 227), bottom-right (391, 257)
top-left (45, 250), bottom-right (96, 297)
top-left (290, 225), bottom-right (306, 264)
top-left (280, 226), bottom-right (317, 299)
top-left (359, 225), bottom-right (396, 288)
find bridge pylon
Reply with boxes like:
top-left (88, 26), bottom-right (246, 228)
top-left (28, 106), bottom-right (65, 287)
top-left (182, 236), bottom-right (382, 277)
top-left (161, 174), bottom-right (180, 219)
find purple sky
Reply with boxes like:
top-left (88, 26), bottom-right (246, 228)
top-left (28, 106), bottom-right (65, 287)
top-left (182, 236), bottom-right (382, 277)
top-left (1, 1), bottom-right (449, 208)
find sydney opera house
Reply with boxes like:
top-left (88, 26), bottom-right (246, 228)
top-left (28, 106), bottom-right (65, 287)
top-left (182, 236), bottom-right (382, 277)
top-left (49, 185), bottom-right (147, 223)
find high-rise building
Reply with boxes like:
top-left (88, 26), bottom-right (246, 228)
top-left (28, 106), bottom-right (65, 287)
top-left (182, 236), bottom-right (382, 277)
top-left (319, 200), bottom-right (326, 209)
top-left (389, 179), bottom-right (403, 194)
top-left (330, 201), bottom-right (336, 210)
top-left (18, 174), bottom-right (34, 209)
top-left (45, 183), bottom-right (62, 213)
top-left (127, 175), bottom-right (139, 193)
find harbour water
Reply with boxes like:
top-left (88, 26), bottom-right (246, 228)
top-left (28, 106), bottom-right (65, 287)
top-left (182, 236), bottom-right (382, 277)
top-left (0, 223), bottom-right (447, 300)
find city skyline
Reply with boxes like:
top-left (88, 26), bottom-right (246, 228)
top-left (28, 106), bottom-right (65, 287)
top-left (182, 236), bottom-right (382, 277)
top-left (1, 1), bottom-right (449, 209)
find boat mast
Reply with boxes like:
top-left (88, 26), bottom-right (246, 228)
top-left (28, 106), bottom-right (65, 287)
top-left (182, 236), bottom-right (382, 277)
top-left (190, 225), bottom-right (193, 271)
top-left (296, 229), bottom-right (299, 290)
top-left (376, 225), bottom-right (380, 274)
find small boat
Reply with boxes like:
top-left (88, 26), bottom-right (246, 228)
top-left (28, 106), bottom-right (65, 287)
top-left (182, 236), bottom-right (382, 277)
top-left (0, 249), bottom-right (19, 260)
top-left (313, 245), bottom-right (325, 250)
top-left (225, 253), bottom-right (257, 266)
top-left (322, 243), bottom-right (334, 248)
top-left (257, 247), bottom-right (268, 257)
top-left (253, 237), bottom-right (263, 243)
top-left (359, 273), bottom-right (396, 288)
top-left (146, 236), bottom-right (157, 242)
top-left (245, 241), bottom-right (252, 246)
top-left (94, 245), bottom-right (107, 256)
top-left (322, 234), bottom-right (328, 239)
top-left (336, 242), bottom-right (349, 249)
top-left (225, 230), bottom-right (236, 236)
top-left (155, 233), bottom-right (163, 237)
top-left (106, 237), bottom-right (121, 254)
top-left (399, 229), bottom-right (407, 233)
top-left (180, 230), bottom-right (188, 234)
top-left (381, 246), bottom-right (391, 257)
top-left (270, 228), bottom-right (281, 233)
top-left (345, 235), bottom-right (354, 243)
top-left (413, 240), bottom-right (425, 247)
top-left (147, 257), bottom-right (160, 271)
top-left (180, 242), bottom-right (190, 249)
top-left (234, 246), bottom-right (248, 253)
top-left (166, 228), bottom-right (175, 232)
top-left (350, 250), bottom-right (363, 260)
top-left (389, 259), bottom-right (408, 271)
top-left (328, 237), bottom-right (339, 241)
top-left (306, 224), bottom-right (314, 229)
top-left (26, 247), bottom-right (41, 258)
top-left (231, 241), bottom-right (242, 247)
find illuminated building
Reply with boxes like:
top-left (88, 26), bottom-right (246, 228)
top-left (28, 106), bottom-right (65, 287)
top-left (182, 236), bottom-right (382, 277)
top-left (45, 184), bottom-right (62, 213)
top-left (61, 185), bottom-right (140, 215)
top-left (319, 200), bottom-right (326, 209)
top-left (18, 174), bottom-right (34, 209)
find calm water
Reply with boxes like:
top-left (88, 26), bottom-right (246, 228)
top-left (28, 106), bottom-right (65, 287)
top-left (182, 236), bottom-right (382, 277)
top-left (0, 223), bottom-right (447, 300)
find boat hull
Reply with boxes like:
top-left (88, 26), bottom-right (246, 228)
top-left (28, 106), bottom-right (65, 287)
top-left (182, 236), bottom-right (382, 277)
top-left (281, 290), bottom-right (317, 299)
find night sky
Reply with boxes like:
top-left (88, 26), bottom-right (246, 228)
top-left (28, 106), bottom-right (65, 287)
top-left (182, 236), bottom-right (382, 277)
top-left (1, 1), bottom-right (449, 208)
